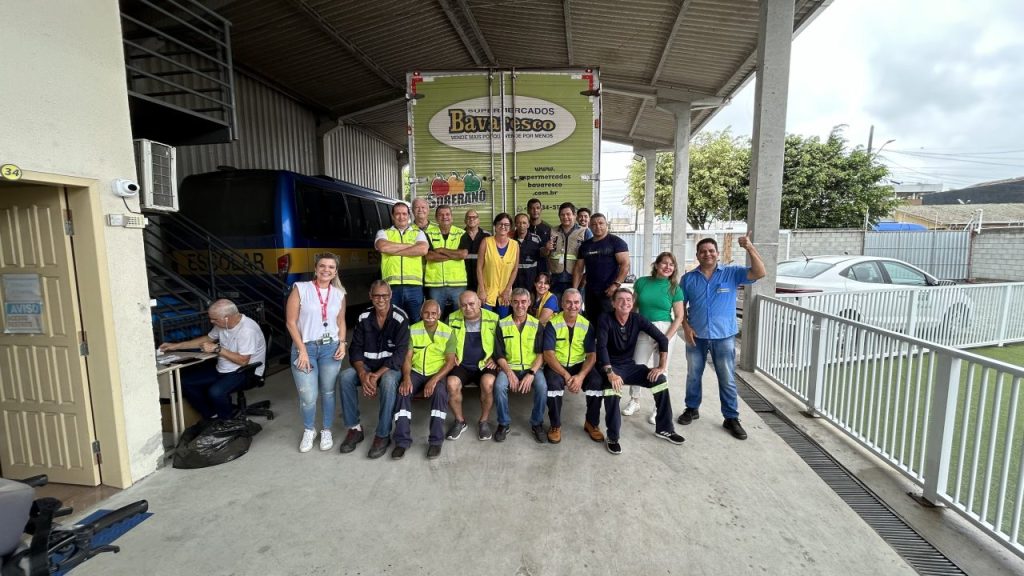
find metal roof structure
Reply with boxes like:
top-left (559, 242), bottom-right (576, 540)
top-left (206, 0), bottom-right (832, 151)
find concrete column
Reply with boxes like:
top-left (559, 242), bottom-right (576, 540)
top-left (740, 0), bottom-right (794, 371)
top-left (636, 147), bottom-right (657, 267)
top-left (657, 102), bottom-right (692, 258)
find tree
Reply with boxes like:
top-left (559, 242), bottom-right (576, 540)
top-left (626, 127), bottom-right (897, 229)
top-left (626, 130), bottom-right (748, 229)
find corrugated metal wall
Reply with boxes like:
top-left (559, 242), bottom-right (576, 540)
top-left (323, 124), bottom-right (403, 198)
top-left (175, 71), bottom-right (402, 197)
top-left (864, 230), bottom-right (971, 280)
top-left (176, 72), bottom-right (318, 178)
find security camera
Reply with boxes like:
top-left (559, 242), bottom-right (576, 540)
top-left (112, 178), bottom-right (140, 197)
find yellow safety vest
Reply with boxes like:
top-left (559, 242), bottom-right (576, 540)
top-left (424, 224), bottom-right (468, 288)
top-left (498, 314), bottom-right (540, 370)
top-left (448, 309), bottom-right (499, 369)
top-left (381, 227), bottom-right (424, 286)
top-left (409, 320), bottom-right (451, 376)
top-left (549, 312), bottom-right (591, 368)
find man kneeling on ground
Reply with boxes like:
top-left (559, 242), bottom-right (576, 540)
top-left (593, 288), bottom-right (685, 454)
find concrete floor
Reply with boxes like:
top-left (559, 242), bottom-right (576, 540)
top-left (70, 351), bottom-right (921, 576)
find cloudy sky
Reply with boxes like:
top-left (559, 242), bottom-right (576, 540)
top-left (600, 0), bottom-right (1024, 217)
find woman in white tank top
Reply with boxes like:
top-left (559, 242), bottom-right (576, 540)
top-left (285, 253), bottom-right (347, 453)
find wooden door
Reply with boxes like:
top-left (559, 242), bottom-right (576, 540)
top-left (0, 183), bottom-right (100, 485)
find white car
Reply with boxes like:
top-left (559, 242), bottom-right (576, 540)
top-left (775, 255), bottom-right (971, 337)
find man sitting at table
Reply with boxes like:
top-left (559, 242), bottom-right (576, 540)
top-left (158, 299), bottom-right (267, 420)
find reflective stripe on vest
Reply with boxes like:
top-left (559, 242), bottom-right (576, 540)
top-left (498, 315), bottom-right (540, 370)
top-left (449, 309), bottom-right (499, 369)
top-left (424, 224), bottom-right (468, 288)
top-left (550, 313), bottom-right (590, 367)
top-left (381, 227), bottom-right (424, 286)
top-left (410, 321), bottom-right (451, 376)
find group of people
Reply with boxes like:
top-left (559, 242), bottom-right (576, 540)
top-left (159, 197), bottom-right (766, 461)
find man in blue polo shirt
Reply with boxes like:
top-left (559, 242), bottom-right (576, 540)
top-left (679, 232), bottom-right (765, 440)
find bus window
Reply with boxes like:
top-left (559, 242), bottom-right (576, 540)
top-left (361, 198), bottom-right (381, 233)
top-left (346, 195), bottom-right (367, 237)
top-left (179, 172), bottom-right (276, 237)
top-left (295, 183), bottom-right (350, 242)
top-left (376, 202), bottom-right (391, 229)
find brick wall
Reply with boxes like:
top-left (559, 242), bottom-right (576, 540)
top-left (781, 229), bottom-right (865, 261)
top-left (970, 228), bottom-right (1024, 282)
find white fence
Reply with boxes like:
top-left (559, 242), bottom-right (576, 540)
top-left (777, 282), bottom-right (1024, 349)
top-left (756, 296), bottom-right (1024, 558)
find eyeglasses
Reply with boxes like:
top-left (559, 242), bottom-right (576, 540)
top-left (370, 294), bottom-right (390, 300)
top-left (496, 222), bottom-right (511, 228)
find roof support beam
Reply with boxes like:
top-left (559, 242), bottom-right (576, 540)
top-left (694, 0), bottom-right (833, 132)
top-left (283, 0), bottom-right (403, 90)
top-left (563, 0), bottom-right (574, 66)
top-left (628, 101), bottom-right (646, 138)
top-left (439, 0), bottom-right (483, 66)
top-left (604, 79), bottom-right (723, 107)
top-left (439, 0), bottom-right (497, 66)
top-left (456, 0), bottom-right (496, 65)
top-left (628, 0), bottom-right (694, 145)
top-left (651, 0), bottom-right (693, 84)
top-left (603, 129), bottom-right (673, 149)
top-left (337, 95), bottom-right (408, 121)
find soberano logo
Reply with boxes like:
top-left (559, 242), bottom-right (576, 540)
top-left (429, 96), bottom-right (576, 153)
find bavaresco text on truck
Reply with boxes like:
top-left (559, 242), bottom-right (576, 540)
top-left (407, 69), bottom-right (601, 225)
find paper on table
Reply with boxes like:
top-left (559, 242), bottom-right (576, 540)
top-left (157, 353), bottom-right (182, 365)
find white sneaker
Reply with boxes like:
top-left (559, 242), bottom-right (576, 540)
top-left (621, 398), bottom-right (640, 416)
top-left (319, 429), bottom-right (334, 451)
top-left (299, 429), bottom-right (316, 453)
top-left (648, 411), bottom-right (657, 425)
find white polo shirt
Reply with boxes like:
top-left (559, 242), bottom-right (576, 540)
top-left (209, 314), bottom-right (266, 376)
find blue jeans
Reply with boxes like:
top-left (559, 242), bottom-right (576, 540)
top-left (429, 286), bottom-right (464, 318)
top-left (339, 366), bottom-right (401, 438)
top-left (482, 303), bottom-right (511, 318)
top-left (494, 369), bottom-right (548, 427)
top-left (181, 363), bottom-right (247, 419)
top-left (291, 341), bottom-right (343, 430)
top-left (391, 284), bottom-right (424, 323)
top-left (684, 336), bottom-right (739, 419)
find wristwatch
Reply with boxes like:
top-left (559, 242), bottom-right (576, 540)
top-left (213, 345), bottom-right (222, 354)
top-left (526, 369), bottom-right (535, 376)
top-left (603, 366), bottom-right (613, 375)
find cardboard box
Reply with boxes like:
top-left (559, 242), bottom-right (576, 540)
top-left (160, 399), bottom-right (202, 433)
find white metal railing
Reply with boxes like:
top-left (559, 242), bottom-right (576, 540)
top-left (777, 282), bottom-right (1024, 349)
top-left (757, 296), bottom-right (1024, 558)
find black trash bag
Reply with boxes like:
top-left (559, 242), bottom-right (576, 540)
top-left (172, 417), bottom-right (262, 469)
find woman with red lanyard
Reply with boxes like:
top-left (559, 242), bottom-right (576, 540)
top-left (285, 253), bottom-right (347, 453)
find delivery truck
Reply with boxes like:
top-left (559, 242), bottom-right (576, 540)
top-left (407, 68), bottom-right (601, 224)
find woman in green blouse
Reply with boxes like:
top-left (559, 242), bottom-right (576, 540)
top-left (622, 251), bottom-right (686, 424)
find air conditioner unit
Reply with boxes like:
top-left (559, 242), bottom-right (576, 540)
top-left (134, 139), bottom-right (178, 212)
